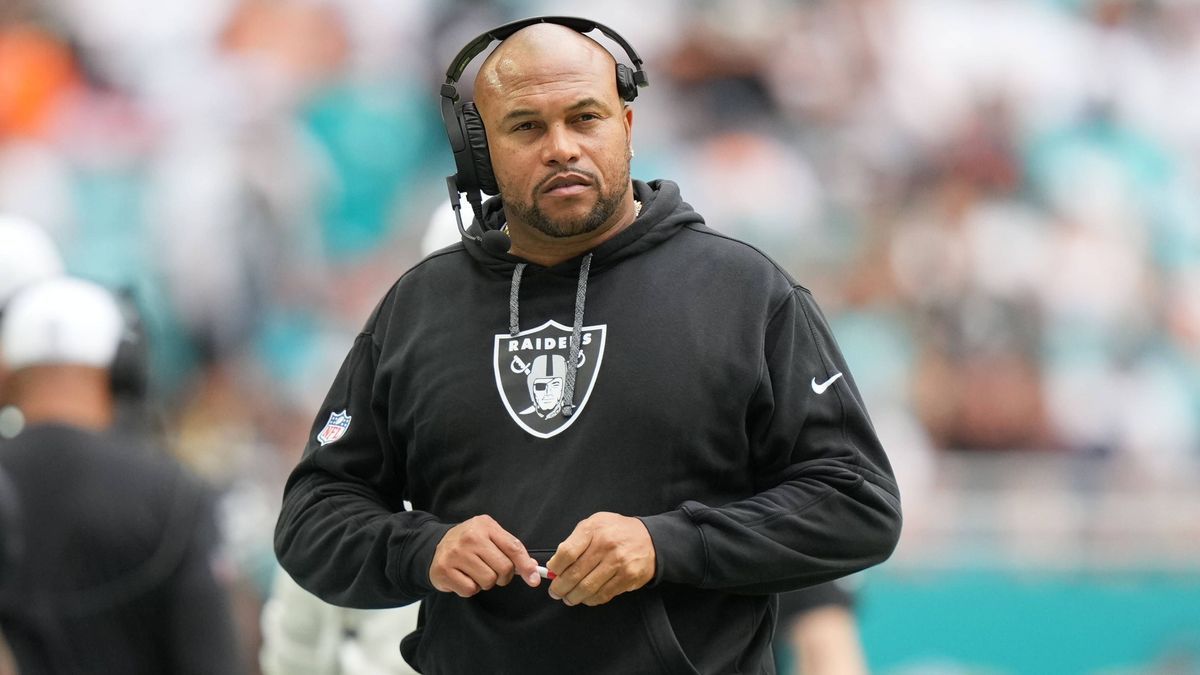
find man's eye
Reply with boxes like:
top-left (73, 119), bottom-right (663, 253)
top-left (577, 113), bottom-right (600, 122)
top-left (513, 122), bottom-right (537, 132)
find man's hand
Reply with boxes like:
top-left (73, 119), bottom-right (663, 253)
top-left (546, 512), bottom-right (656, 607)
top-left (429, 515), bottom-right (540, 598)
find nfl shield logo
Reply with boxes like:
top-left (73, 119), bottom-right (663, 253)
top-left (493, 320), bottom-right (607, 439)
top-left (316, 410), bottom-right (352, 446)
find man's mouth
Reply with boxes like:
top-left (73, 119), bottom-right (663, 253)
top-left (541, 173), bottom-right (593, 197)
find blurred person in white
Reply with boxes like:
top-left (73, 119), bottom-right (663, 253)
top-left (0, 278), bottom-right (244, 674)
top-left (260, 569), bottom-right (419, 675)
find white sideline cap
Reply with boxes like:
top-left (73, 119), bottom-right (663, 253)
top-left (0, 214), bottom-right (64, 307)
top-left (1, 278), bottom-right (124, 370)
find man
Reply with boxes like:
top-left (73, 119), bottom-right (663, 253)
top-left (0, 277), bottom-right (243, 674)
top-left (275, 19), bottom-right (901, 674)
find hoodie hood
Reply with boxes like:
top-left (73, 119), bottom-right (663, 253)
top-left (463, 179), bottom-right (703, 276)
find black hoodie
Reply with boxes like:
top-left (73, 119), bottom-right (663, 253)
top-left (275, 180), bottom-right (901, 674)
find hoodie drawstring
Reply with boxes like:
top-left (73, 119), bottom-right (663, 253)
top-left (562, 253), bottom-right (592, 417)
top-left (507, 252), bottom-right (593, 418)
top-left (509, 263), bottom-right (526, 337)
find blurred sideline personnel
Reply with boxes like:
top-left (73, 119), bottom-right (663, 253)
top-left (775, 582), bottom-right (868, 675)
top-left (276, 16), bottom-right (900, 674)
top-left (0, 277), bottom-right (243, 674)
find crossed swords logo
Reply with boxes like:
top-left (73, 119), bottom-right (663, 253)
top-left (510, 352), bottom-right (587, 415)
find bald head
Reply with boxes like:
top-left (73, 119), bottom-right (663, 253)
top-left (474, 23), bottom-right (620, 113)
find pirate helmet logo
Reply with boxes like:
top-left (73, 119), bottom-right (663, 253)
top-left (525, 353), bottom-right (567, 418)
top-left (493, 320), bottom-right (607, 438)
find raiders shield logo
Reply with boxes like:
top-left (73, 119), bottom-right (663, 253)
top-left (493, 320), bottom-right (607, 438)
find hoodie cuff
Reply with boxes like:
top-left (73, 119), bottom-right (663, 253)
top-left (395, 517), bottom-right (454, 595)
top-left (638, 507), bottom-right (706, 587)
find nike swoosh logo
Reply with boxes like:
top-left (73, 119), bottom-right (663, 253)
top-left (811, 373), bottom-right (843, 394)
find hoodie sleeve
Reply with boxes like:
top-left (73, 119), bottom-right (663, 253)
top-left (274, 331), bottom-right (453, 609)
top-left (639, 286), bottom-right (902, 594)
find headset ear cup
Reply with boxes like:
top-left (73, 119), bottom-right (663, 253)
top-left (616, 63), bottom-right (638, 102)
top-left (110, 289), bottom-right (148, 401)
top-left (461, 102), bottom-right (498, 196)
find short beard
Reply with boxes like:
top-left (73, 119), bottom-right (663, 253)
top-left (504, 160), bottom-right (631, 238)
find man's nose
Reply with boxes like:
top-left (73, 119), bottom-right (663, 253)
top-left (541, 123), bottom-right (581, 166)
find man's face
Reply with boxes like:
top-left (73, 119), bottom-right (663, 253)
top-left (533, 376), bottom-right (563, 411)
top-left (478, 46), bottom-right (634, 238)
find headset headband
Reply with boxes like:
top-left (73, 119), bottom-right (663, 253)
top-left (441, 15), bottom-right (648, 95)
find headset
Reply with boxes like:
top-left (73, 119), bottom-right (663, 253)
top-left (439, 16), bottom-right (649, 253)
top-left (109, 286), bottom-right (148, 402)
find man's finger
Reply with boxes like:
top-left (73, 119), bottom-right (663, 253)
top-left (580, 574), bottom-right (624, 607)
top-left (489, 529), bottom-right (539, 586)
top-left (562, 563), bottom-right (617, 607)
top-left (460, 553), bottom-right (500, 591)
top-left (475, 544), bottom-right (517, 587)
top-left (546, 524), bottom-right (592, 580)
top-left (441, 568), bottom-right (481, 598)
top-left (548, 546), bottom-right (603, 601)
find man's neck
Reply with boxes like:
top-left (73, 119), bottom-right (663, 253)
top-left (506, 193), bottom-right (640, 267)
top-left (4, 366), bottom-right (113, 432)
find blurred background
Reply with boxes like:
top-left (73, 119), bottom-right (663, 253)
top-left (2, 0), bottom-right (1199, 672)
